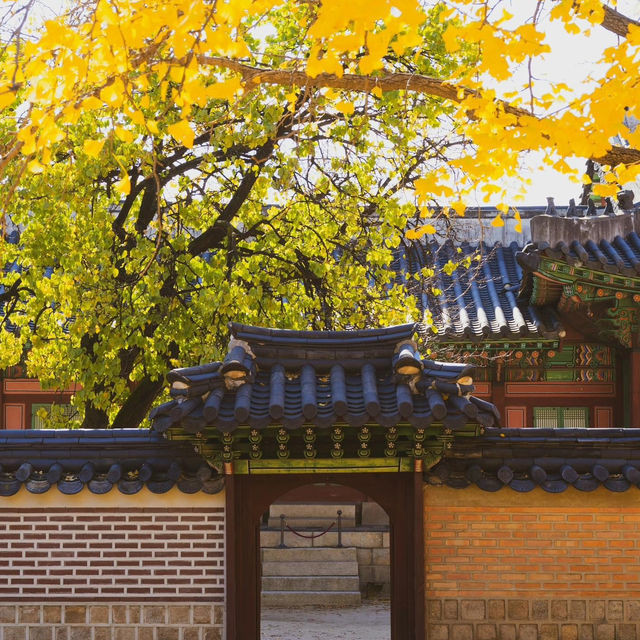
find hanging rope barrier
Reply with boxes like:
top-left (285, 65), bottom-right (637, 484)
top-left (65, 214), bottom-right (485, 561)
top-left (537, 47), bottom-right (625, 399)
top-left (278, 509), bottom-right (343, 548)
top-left (286, 521), bottom-right (335, 538)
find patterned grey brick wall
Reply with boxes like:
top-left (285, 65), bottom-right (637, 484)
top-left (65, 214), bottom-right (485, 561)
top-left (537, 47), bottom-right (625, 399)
top-left (427, 599), bottom-right (640, 640)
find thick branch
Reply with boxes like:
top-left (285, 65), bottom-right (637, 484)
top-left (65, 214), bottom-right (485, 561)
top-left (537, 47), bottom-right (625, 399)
top-left (593, 146), bottom-right (640, 166)
top-left (196, 55), bottom-right (532, 116)
top-left (110, 375), bottom-right (165, 429)
top-left (195, 56), bottom-right (640, 167)
top-left (188, 102), bottom-right (299, 255)
top-left (601, 5), bottom-right (640, 38)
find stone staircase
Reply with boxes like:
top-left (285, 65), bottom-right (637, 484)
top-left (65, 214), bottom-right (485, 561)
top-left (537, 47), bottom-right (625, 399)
top-left (261, 547), bottom-right (362, 607)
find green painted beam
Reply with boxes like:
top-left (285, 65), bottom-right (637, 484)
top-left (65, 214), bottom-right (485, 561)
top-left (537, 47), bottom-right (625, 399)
top-left (241, 457), bottom-right (413, 474)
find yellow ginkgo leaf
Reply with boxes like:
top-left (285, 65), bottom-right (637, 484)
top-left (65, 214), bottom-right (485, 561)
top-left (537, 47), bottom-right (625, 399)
top-left (129, 110), bottom-right (146, 126)
top-left (82, 96), bottom-right (103, 110)
top-left (115, 127), bottom-right (134, 143)
top-left (100, 78), bottom-right (125, 107)
top-left (592, 183), bottom-right (618, 197)
top-left (27, 159), bottom-right (45, 174)
top-left (82, 139), bottom-right (105, 157)
top-left (115, 173), bottom-right (131, 195)
top-left (205, 77), bottom-right (243, 101)
top-left (451, 201), bottom-right (466, 217)
top-left (146, 119), bottom-right (159, 135)
top-left (335, 101), bottom-right (355, 116)
top-left (0, 88), bottom-right (16, 109)
top-left (167, 120), bottom-right (194, 148)
top-left (491, 213), bottom-right (505, 228)
top-left (406, 224), bottom-right (436, 240)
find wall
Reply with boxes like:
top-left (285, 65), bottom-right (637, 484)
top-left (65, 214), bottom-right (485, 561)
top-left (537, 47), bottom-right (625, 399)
top-left (425, 486), bottom-right (640, 640)
top-left (0, 488), bottom-right (225, 640)
top-left (530, 211), bottom-right (640, 246)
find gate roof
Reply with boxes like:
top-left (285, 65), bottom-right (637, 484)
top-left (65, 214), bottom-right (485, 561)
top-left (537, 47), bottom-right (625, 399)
top-left (150, 322), bottom-right (500, 435)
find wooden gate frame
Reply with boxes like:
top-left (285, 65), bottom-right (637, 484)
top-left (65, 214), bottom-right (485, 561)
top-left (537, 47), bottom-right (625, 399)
top-left (225, 472), bottom-right (425, 640)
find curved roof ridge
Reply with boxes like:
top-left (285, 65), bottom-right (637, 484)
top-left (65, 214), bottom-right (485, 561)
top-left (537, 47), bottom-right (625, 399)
top-left (228, 321), bottom-right (417, 344)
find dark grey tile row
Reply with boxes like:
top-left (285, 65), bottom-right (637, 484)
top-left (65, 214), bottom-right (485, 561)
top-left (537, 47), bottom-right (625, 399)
top-left (0, 429), bottom-right (216, 496)
top-left (428, 428), bottom-right (640, 492)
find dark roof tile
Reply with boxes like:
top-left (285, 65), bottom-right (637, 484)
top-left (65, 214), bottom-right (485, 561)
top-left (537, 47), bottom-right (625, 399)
top-left (428, 428), bottom-right (640, 493)
top-left (152, 324), bottom-right (499, 433)
top-left (519, 231), bottom-right (640, 277)
top-left (395, 240), bottom-right (561, 341)
top-left (0, 429), bottom-right (217, 496)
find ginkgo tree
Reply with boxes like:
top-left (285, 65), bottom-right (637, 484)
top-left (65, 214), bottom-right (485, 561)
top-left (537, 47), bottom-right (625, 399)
top-left (0, 0), bottom-right (637, 427)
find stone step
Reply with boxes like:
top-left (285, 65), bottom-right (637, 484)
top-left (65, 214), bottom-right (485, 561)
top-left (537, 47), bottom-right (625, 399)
top-left (261, 590), bottom-right (361, 607)
top-left (268, 503), bottom-right (356, 528)
top-left (261, 575), bottom-right (361, 592)
top-left (262, 561), bottom-right (359, 576)
top-left (262, 546), bottom-right (357, 563)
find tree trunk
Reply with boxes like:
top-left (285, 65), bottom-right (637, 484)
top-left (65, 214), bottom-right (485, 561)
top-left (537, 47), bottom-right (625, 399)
top-left (110, 376), bottom-right (166, 429)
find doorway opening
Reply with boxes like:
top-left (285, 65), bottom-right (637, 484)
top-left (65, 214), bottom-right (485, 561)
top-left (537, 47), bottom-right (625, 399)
top-left (260, 482), bottom-right (390, 640)
top-left (225, 472), bottom-right (424, 640)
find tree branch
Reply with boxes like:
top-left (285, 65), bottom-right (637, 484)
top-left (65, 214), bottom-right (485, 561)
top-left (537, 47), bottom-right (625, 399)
top-left (601, 5), bottom-right (640, 38)
top-left (194, 55), bottom-right (640, 167)
top-left (188, 100), bottom-right (301, 255)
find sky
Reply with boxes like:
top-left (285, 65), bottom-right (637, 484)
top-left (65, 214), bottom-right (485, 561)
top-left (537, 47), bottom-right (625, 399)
top-left (498, 0), bottom-right (640, 205)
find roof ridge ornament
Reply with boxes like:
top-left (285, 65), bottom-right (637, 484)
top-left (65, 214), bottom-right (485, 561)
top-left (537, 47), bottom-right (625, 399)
top-left (221, 338), bottom-right (256, 390)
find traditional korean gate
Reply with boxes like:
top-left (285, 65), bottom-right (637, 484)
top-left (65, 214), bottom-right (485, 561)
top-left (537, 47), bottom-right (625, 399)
top-left (225, 471), bottom-right (425, 640)
top-left (150, 322), bottom-right (498, 639)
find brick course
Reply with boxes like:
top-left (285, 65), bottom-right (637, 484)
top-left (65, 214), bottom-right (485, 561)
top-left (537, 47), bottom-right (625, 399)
top-left (425, 504), bottom-right (640, 598)
top-left (0, 508), bottom-right (224, 601)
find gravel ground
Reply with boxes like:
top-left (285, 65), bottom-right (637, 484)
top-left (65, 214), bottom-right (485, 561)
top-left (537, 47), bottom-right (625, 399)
top-left (261, 602), bottom-right (391, 640)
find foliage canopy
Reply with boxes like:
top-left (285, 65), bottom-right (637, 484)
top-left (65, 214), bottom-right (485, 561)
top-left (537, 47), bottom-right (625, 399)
top-left (0, 0), bottom-right (638, 427)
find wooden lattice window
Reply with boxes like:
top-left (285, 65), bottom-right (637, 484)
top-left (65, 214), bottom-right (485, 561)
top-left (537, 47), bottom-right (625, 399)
top-left (533, 407), bottom-right (589, 429)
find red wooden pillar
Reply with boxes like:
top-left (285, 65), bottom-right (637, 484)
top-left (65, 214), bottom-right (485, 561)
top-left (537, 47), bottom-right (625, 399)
top-left (492, 380), bottom-right (506, 426)
top-left (631, 340), bottom-right (640, 428)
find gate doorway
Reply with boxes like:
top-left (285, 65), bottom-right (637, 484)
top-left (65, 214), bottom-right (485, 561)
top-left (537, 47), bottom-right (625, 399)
top-left (261, 483), bottom-right (390, 639)
top-left (225, 472), bottom-right (424, 640)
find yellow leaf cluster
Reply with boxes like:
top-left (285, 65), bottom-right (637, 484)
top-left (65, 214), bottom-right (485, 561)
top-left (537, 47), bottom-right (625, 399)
top-left (167, 120), bottom-right (195, 148)
top-left (0, 0), bottom-right (636, 227)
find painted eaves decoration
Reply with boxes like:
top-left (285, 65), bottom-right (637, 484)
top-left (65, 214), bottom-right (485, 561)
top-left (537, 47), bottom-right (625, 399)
top-left (518, 232), bottom-right (640, 348)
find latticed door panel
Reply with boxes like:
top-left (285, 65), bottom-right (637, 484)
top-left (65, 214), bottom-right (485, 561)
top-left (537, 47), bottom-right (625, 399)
top-left (533, 407), bottom-right (589, 429)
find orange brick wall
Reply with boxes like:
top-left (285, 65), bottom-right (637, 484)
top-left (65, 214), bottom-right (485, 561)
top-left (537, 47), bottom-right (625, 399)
top-left (425, 486), bottom-right (640, 640)
top-left (425, 487), bottom-right (640, 598)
